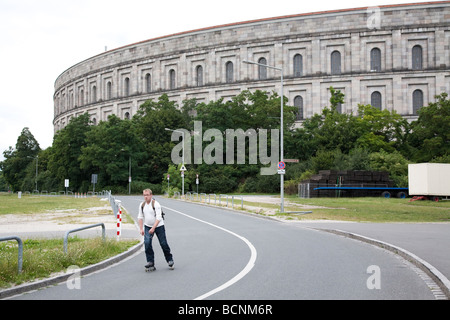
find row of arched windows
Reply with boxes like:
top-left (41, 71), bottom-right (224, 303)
top-left (56, 44), bottom-right (426, 114)
top-left (292, 89), bottom-right (424, 120)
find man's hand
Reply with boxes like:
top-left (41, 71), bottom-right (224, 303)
top-left (140, 228), bottom-right (144, 236)
top-left (149, 227), bottom-right (155, 235)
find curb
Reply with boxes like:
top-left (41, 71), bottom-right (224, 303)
top-left (317, 228), bottom-right (450, 300)
top-left (0, 240), bottom-right (143, 299)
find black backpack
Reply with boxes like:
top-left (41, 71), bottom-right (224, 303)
top-left (141, 199), bottom-right (165, 220)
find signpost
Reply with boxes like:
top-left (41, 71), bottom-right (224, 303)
top-left (91, 174), bottom-right (98, 193)
top-left (64, 179), bottom-right (69, 195)
top-left (277, 161), bottom-right (286, 175)
top-left (196, 174), bottom-right (199, 194)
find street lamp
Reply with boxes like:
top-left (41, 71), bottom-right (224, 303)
top-left (120, 149), bottom-right (132, 194)
top-left (165, 128), bottom-right (185, 197)
top-left (242, 59), bottom-right (285, 213)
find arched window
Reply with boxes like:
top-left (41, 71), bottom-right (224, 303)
top-left (107, 82), bottom-right (112, 99)
top-left (371, 91), bottom-right (382, 110)
top-left (258, 57), bottom-right (267, 80)
top-left (331, 51), bottom-right (341, 75)
top-left (145, 74), bottom-right (151, 93)
top-left (226, 61), bottom-right (234, 83)
top-left (124, 77), bottom-right (130, 96)
top-left (293, 54), bottom-right (303, 77)
top-left (413, 89), bottom-right (423, 115)
top-left (196, 65), bottom-right (203, 86)
top-left (124, 112), bottom-right (130, 120)
top-left (370, 48), bottom-right (381, 72)
top-left (412, 45), bottom-right (423, 70)
top-left (169, 69), bottom-right (176, 89)
top-left (294, 95), bottom-right (304, 120)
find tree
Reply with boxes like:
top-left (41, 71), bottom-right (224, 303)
top-left (408, 93), bottom-right (450, 162)
top-left (133, 94), bottom-right (188, 184)
top-left (0, 127), bottom-right (40, 191)
top-left (355, 104), bottom-right (409, 153)
top-left (48, 113), bottom-right (92, 191)
top-left (79, 114), bottom-right (147, 190)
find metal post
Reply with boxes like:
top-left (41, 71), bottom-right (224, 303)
top-left (243, 60), bottom-right (284, 212)
top-left (165, 128), bottom-right (185, 197)
top-left (0, 236), bottom-right (23, 273)
top-left (64, 223), bottom-right (106, 253)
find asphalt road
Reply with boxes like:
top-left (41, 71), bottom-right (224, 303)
top-left (10, 196), bottom-right (437, 300)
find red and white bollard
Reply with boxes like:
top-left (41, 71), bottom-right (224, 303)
top-left (116, 200), bottom-right (122, 241)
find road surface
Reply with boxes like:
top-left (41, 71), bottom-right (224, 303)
top-left (10, 196), bottom-right (437, 300)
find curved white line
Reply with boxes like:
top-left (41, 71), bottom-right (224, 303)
top-left (163, 206), bottom-right (257, 300)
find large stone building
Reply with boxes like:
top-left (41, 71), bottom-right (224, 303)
top-left (53, 1), bottom-right (450, 132)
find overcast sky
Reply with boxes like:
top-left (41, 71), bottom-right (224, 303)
top-left (0, 0), bottom-right (426, 160)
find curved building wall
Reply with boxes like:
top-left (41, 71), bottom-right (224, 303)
top-left (53, 1), bottom-right (450, 132)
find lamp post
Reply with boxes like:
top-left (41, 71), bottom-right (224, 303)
top-left (120, 149), bottom-right (131, 194)
top-left (165, 128), bottom-right (185, 197)
top-left (243, 60), bottom-right (284, 213)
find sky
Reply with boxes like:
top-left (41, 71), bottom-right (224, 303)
top-left (0, 0), bottom-right (429, 161)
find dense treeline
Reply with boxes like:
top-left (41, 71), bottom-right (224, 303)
top-left (1, 89), bottom-right (449, 194)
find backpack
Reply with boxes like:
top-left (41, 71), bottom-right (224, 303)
top-left (141, 199), bottom-right (165, 220)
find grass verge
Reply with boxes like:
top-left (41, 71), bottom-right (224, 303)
top-left (279, 196), bottom-right (450, 222)
top-left (0, 193), bottom-right (105, 215)
top-left (0, 237), bottom-right (139, 289)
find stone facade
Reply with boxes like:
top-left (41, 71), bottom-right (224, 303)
top-left (53, 1), bottom-right (450, 132)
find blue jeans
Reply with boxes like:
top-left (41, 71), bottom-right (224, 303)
top-left (144, 225), bottom-right (173, 264)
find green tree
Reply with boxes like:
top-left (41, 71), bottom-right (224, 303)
top-left (0, 127), bottom-right (40, 191)
top-left (355, 104), bottom-right (409, 153)
top-left (408, 93), bottom-right (450, 162)
top-left (133, 94), bottom-right (188, 184)
top-left (48, 113), bottom-right (92, 191)
top-left (79, 114), bottom-right (147, 191)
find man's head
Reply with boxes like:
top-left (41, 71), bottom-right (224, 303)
top-left (143, 189), bottom-right (153, 203)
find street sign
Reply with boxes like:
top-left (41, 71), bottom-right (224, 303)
top-left (277, 169), bottom-right (286, 175)
top-left (278, 161), bottom-right (286, 170)
top-left (91, 174), bottom-right (98, 184)
top-left (167, 174), bottom-right (170, 180)
top-left (180, 165), bottom-right (187, 171)
top-left (284, 159), bottom-right (299, 163)
top-left (64, 179), bottom-right (69, 188)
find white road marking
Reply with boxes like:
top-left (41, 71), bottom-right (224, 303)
top-left (163, 206), bottom-right (257, 300)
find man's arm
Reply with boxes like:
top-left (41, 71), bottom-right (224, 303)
top-left (138, 219), bottom-right (144, 236)
top-left (149, 200), bottom-right (162, 234)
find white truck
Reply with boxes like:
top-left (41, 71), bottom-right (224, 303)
top-left (408, 163), bottom-right (450, 201)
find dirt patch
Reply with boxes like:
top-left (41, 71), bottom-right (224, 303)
top-left (0, 204), bottom-right (135, 234)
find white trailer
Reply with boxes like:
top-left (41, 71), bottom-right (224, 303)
top-left (408, 163), bottom-right (450, 200)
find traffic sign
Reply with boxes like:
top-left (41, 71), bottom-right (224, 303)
top-left (277, 169), bottom-right (285, 175)
top-left (278, 161), bottom-right (286, 170)
top-left (180, 165), bottom-right (187, 171)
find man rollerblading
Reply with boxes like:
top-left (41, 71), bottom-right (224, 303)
top-left (138, 189), bottom-right (174, 272)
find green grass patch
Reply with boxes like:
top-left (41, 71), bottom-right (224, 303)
top-left (280, 196), bottom-right (450, 222)
top-left (0, 193), bottom-right (105, 215)
top-left (0, 237), bottom-right (139, 289)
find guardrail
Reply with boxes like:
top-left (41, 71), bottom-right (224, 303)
top-left (0, 236), bottom-right (23, 273)
top-left (181, 192), bottom-right (244, 210)
top-left (63, 223), bottom-right (105, 254)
